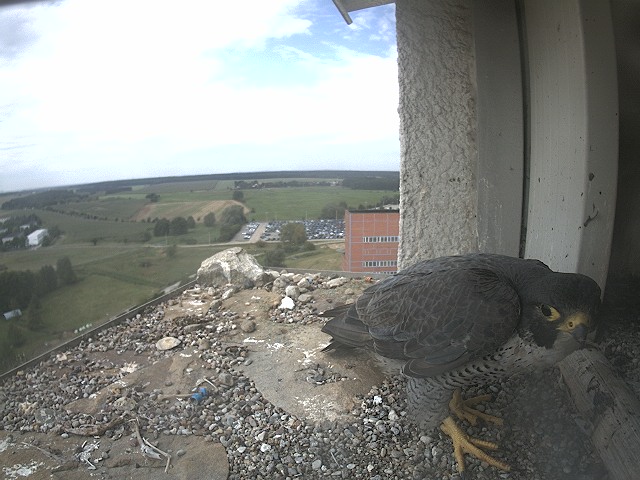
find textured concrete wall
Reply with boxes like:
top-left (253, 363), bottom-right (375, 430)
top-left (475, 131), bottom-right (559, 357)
top-left (396, 0), bottom-right (479, 269)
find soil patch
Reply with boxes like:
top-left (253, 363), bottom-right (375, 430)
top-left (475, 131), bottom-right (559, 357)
top-left (130, 200), bottom-right (249, 223)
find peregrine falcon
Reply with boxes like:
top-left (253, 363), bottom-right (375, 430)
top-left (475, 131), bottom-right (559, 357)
top-left (321, 253), bottom-right (601, 474)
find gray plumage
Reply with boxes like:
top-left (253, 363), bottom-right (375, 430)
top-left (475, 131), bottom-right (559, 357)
top-left (321, 253), bottom-right (601, 429)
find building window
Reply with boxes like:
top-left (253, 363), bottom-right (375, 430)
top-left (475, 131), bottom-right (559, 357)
top-left (362, 236), bottom-right (399, 243)
top-left (363, 260), bottom-right (398, 268)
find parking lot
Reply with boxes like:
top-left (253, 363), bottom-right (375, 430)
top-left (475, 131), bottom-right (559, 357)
top-left (237, 219), bottom-right (345, 242)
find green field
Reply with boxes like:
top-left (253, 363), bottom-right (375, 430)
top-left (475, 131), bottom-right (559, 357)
top-left (243, 187), bottom-right (390, 221)
top-left (0, 173), bottom-right (396, 372)
top-left (50, 196), bottom-right (148, 221)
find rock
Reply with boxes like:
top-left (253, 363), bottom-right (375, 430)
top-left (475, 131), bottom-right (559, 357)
top-left (285, 285), bottom-right (300, 300)
top-left (279, 296), bottom-right (295, 310)
top-left (326, 277), bottom-right (348, 288)
top-left (273, 277), bottom-right (289, 289)
top-left (222, 287), bottom-right (236, 300)
top-left (197, 247), bottom-right (272, 288)
top-left (184, 323), bottom-right (204, 333)
top-left (298, 293), bottom-right (312, 304)
top-left (113, 397), bottom-right (137, 411)
top-left (34, 408), bottom-right (57, 428)
top-left (209, 299), bottom-right (223, 312)
top-left (218, 372), bottom-right (235, 387)
top-left (156, 336), bottom-right (181, 351)
top-left (240, 320), bottom-right (256, 333)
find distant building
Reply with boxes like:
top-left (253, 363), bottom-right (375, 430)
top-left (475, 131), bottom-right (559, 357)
top-left (27, 228), bottom-right (48, 247)
top-left (343, 209), bottom-right (400, 274)
top-left (3, 309), bottom-right (22, 320)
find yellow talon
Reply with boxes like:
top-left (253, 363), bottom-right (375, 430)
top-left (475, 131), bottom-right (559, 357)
top-left (440, 389), bottom-right (510, 474)
top-left (449, 388), bottom-right (503, 426)
top-left (440, 416), bottom-right (511, 473)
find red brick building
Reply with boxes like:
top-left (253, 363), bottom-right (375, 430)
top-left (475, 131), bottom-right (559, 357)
top-left (343, 209), bottom-right (400, 273)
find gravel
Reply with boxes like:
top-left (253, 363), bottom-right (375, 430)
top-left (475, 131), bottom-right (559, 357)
top-left (1, 272), bottom-right (637, 480)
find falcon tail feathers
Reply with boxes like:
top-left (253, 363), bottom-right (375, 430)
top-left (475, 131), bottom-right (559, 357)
top-left (321, 313), bottom-right (372, 350)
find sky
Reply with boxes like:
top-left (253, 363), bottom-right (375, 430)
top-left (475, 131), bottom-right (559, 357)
top-left (0, 0), bottom-right (399, 193)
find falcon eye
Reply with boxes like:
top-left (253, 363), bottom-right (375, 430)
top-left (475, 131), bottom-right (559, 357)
top-left (539, 304), bottom-right (561, 320)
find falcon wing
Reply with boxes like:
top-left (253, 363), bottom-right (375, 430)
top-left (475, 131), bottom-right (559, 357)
top-left (323, 266), bottom-right (521, 378)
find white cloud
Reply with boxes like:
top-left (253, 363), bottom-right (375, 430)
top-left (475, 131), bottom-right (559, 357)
top-left (0, 0), bottom-right (398, 191)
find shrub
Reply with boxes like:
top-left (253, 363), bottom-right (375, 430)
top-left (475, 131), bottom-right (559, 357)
top-left (203, 212), bottom-right (216, 227)
top-left (263, 247), bottom-right (286, 267)
top-left (57, 257), bottom-right (77, 285)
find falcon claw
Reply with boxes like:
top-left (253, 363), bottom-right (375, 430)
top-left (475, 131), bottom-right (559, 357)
top-left (440, 416), bottom-right (511, 474)
top-left (449, 389), bottom-right (503, 426)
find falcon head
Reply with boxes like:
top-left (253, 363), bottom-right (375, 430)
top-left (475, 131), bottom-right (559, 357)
top-left (519, 272), bottom-right (601, 351)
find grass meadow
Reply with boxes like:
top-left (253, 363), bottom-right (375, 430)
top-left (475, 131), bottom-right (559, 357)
top-left (0, 175), bottom-right (393, 371)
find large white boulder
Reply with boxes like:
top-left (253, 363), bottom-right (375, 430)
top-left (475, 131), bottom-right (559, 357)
top-left (197, 247), bottom-right (272, 288)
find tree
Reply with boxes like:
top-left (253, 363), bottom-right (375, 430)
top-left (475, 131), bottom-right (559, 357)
top-left (139, 231), bottom-right (152, 242)
top-left (280, 223), bottom-right (307, 245)
top-left (35, 264), bottom-right (57, 295)
top-left (145, 193), bottom-right (160, 202)
top-left (26, 296), bottom-right (44, 330)
top-left (263, 247), bottom-right (286, 267)
top-left (56, 256), bottom-right (77, 285)
top-left (153, 218), bottom-right (170, 236)
top-left (233, 190), bottom-right (245, 202)
top-left (169, 217), bottom-right (188, 235)
top-left (186, 216), bottom-right (196, 229)
top-left (218, 224), bottom-right (242, 242)
top-left (165, 244), bottom-right (177, 258)
top-left (6, 323), bottom-right (26, 348)
top-left (203, 212), bottom-right (216, 227)
top-left (220, 205), bottom-right (247, 225)
top-left (320, 201), bottom-right (348, 219)
top-left (0, 270), bottom-right (35, 311)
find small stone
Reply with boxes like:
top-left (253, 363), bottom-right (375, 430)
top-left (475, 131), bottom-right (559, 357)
top-left (240, 320), bottom-right (256, 333)
top-left (285, 285), bottom-right (300, 300)
top-left (218, 372), bottom-right (235, 387)
top-left (297, 293), bottom-right (312, 304)
top-left (156, 336), bottom-right (181, 351)
top-left (113, 396), bottom-right (136, 411)
top-left (326, 277), bottom-right (348, 288)
top-left (312, 459), bottom-right (322, 470)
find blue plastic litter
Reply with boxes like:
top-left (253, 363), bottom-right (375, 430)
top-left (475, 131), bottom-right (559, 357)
top-left (190, 387), bottom-right (208, 404)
